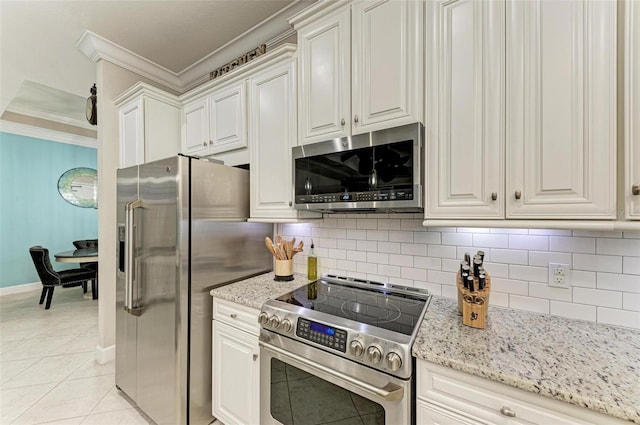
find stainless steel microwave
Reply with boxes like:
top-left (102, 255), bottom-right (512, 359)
top-left (292, 122), bottom-right (424, 213)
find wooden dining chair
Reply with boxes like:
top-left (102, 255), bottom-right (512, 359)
top-left (28, 246), bottom-right (97, 309)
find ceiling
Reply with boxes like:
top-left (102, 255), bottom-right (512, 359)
top-left (0, 0), bottom-right (303, 135)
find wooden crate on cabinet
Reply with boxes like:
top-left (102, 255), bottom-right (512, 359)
top-left (290, 0), bottom-right (423, 145)
top-left (115, 82), bottom-right (181, 169)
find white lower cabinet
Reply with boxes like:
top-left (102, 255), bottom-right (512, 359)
top-left (416, 361), bottom-right (627, 425)
top-left (211, 298), bottom-right (260, 425)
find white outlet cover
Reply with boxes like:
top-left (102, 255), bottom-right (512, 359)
top-left (548, 262), bottom-right (571, 288)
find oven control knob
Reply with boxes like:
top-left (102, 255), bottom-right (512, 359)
top-left (386, 352), bottom-right (403, 371)
top-left (350, 340), bottom-right (364, 357)
top-left (281, 319), bottom-right (293, 332)
top-left (268, 315), bottom-right (281, 328)
top-left (366, 345), bottom-right (382, 364)
top-left (258, 312), bottom-right (269, 325)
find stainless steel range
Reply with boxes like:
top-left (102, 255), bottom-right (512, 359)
top-left (259, 275), bottom-right (431, 425)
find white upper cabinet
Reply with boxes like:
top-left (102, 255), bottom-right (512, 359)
top-left (626, 0), bottom-right (640, 220)
top-left (425, 0), bottom-right (505, 219)
top-left (292, 0), bottom-right (423, 145)
top-left (115, 83), bottom-right (181, 169)
top-left (506, 0), bottom-right (617, 219)
top-left (183, 97), bottom-right (209, 156)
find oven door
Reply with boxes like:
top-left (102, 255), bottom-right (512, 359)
top-left (260, 331), bottom-right (412, 425)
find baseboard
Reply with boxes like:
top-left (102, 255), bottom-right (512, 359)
top-left (95, 344), bottom-right (115, 365)
top-left (0, 282), bottom-right (40, 296)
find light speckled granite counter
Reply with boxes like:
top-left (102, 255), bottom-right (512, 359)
top-left (413, 296), bottom-right (640, 423)
top-left (210, 272), bottom-right (311, 310)
top-left (211, 274), bottom-right (639, 423)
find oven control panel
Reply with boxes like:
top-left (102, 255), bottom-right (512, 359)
top-left (296, 318), bottom-right (347, 353)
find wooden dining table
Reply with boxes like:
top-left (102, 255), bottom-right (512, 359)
top-left (54, 247), bottom-right (98, 263)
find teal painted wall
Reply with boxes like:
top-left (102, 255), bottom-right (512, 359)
top-left (0, 132), bottom-right (98, 288)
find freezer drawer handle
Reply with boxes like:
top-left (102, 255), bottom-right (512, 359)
top-left (124, 199), bottom-right (143, 316)
top-left (262, 342), bottom-right (404, 402)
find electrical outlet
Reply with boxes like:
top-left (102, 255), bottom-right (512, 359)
top-left (548, 263), bottom-right (571, 288)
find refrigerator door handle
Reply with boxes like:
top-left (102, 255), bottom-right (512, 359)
top-left (125, 199), bottom-right (143, 316)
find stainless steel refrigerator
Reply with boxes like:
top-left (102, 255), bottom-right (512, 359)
top-left (116, 155), bottom-right (272, 425)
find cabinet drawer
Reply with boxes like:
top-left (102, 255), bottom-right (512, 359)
top-left (417, 361), bottom-right (626, 425)
top-left (212, 297), bottom-right (260, 336)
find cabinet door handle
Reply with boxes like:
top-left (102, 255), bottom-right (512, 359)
top-left (341, 118), bottom-right (345, 126)
top-left (633, 184), bottom-right (640, 196)
top-left (202, 141), bottom-right (207, 147)
top-left (515, 190), bottom-right (522, 200)
top-left (230, 313), bottom-right (237, 319)
top-left (253, 354), bottom-right (258, 361)
top-left (491, 192), bottom-right (497, 201)
top-left (209, 140), bottom-right (213, 145)
top-left (500, 406), bottom-right (516, 417)
top-left (289, 201), bottom-right (292, 207)
top-left (354, 115), bottom-right (359, 123)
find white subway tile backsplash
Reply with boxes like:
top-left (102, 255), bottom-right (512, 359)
top-left (414, 256), bottom-right (441, 270)
top-left (529, 282), bottom-right (571, 302)
top-left (414, 231), bottom-right (441, 244)
top-left (288, 220), bottom-right (636, 328)
top-left (623, 257), bottom-right (640, 275)
top-left (623, 293), bottom-right (640, 312)
top-left (389, 254), bottom-right (414, 268)
top-left (573, 254), bottom-right (622, 273)
top-left (509, 265), bottom-right (548, 283)
top-left (491, 249), bottom-right (528, 265)
top-left (508, 235), bottom-right (549, 251)
top-left (441, 232), bottom-right (473, 246)
top-left (597, 272), bottom-right (640, 293)
top-left (550, 301), bottom-right (597, 322)
top-left (509, 295), bottom-right (549, 314)
top-left (549, 236), bottom-right (596, 254)
top-left (528, 251), bottom-right (572, 267)
top-left (472, 233), bottom-right (509, 248)
top-left (597, 238), bottom-right (640, 256)
top-left (573, 288), bottom-right (623, 308)
top-left (490, 277), bottom-right (529, 295)
top-left (597, 307), bottom-right (640, 330)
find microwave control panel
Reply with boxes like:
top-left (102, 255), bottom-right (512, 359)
top-left (296, 189), bottom-right (413, 204)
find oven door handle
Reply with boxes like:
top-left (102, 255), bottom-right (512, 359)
top-left (261, 341), bottom-right (404, 402)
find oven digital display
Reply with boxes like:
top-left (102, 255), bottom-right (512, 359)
top-left (310, 321), bottom-right (335, 336)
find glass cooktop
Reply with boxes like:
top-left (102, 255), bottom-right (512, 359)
top-left (274, 277), bottom-right (429, 336)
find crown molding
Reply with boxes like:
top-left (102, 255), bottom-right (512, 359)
top-left (0, 120), bottom-right (97, 148)
top-left (76, 31), bottom-right (183, 92)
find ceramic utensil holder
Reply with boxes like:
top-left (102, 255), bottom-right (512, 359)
top-left (274, 259), bottom-right (294, 281)
top-left (457, 271), bottom-right (491, 329)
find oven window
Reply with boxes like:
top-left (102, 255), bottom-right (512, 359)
top-left (295, 140), bottom-right (413, 196)
top-left (270, 358), bottom-right (385, 425)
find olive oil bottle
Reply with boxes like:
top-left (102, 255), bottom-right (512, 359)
top-left (307, 239), bottom-right (317, 281)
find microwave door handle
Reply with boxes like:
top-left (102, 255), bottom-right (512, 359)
top-left (261, 342), bottom-right (404, 402)
top-left (124, 200), bottom-right (143, 316)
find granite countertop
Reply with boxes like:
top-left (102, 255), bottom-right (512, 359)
top-left (413, 296), bottom-right (640, 423)
top-left (211, 273), bottom-right (640, 423)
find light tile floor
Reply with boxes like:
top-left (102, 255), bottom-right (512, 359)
top-left (0, 288), bottom-right (153, 425)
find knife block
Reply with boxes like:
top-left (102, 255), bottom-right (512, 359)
top-left (457, 271), bottom-right (491, 329)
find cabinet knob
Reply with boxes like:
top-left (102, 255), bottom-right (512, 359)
top-left (209, 140), bottom-right (213, 145)
top-left (289, 201), bottom-right (292, 207)
top-left (341, 118), bottom-right (345, 126)
top-left (500, 406), bottom-right (516, 417)
top-left (515, 190), bottom-right (522, 200)
top-left (202, 141), bottom-right (207, 147)
top-left (230, 313), bottom-right (237, 319)
top-left (491, 192), bottom-right (498, 201)
top-left (633, 184), bottom-right (640, 196)
top-left (354, 115), bottom-right (359, 123)
top-left (253, 354), bottom-right (258, 361)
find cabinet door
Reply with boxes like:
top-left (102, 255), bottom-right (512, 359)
top-left (352, 0), bottom-right (423, 134)
top-left (183, 98), bottom-right (209, 156)
top-left (626, 0), bottom-right (640, 219)
top-left (425, 0), bottom-right (505, 219)
top-left (209, 82), bottom-right (247, 154)
top-left (212, 321), bottom-right (259, 425)
top-left (249, 59), bottom-right (298, 219)
top-left (144, 97), bottom-right (180, 163)
top-left (119, 98), bottom-right (144, 168)
top-left (297, 5), bottom-right (351, 144)
top-left (506, 0), bottom-right (616, 219)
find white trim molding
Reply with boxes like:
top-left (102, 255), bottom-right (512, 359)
top-left (0, 282), bottom-right (41, 297)
top-left (95, 344), bottom-right (115, 365)
top-left (0, 120), bottom-right (97, 148)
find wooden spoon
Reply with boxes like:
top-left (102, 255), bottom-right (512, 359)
top-left (265, 237), bottom-right (277, 258)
